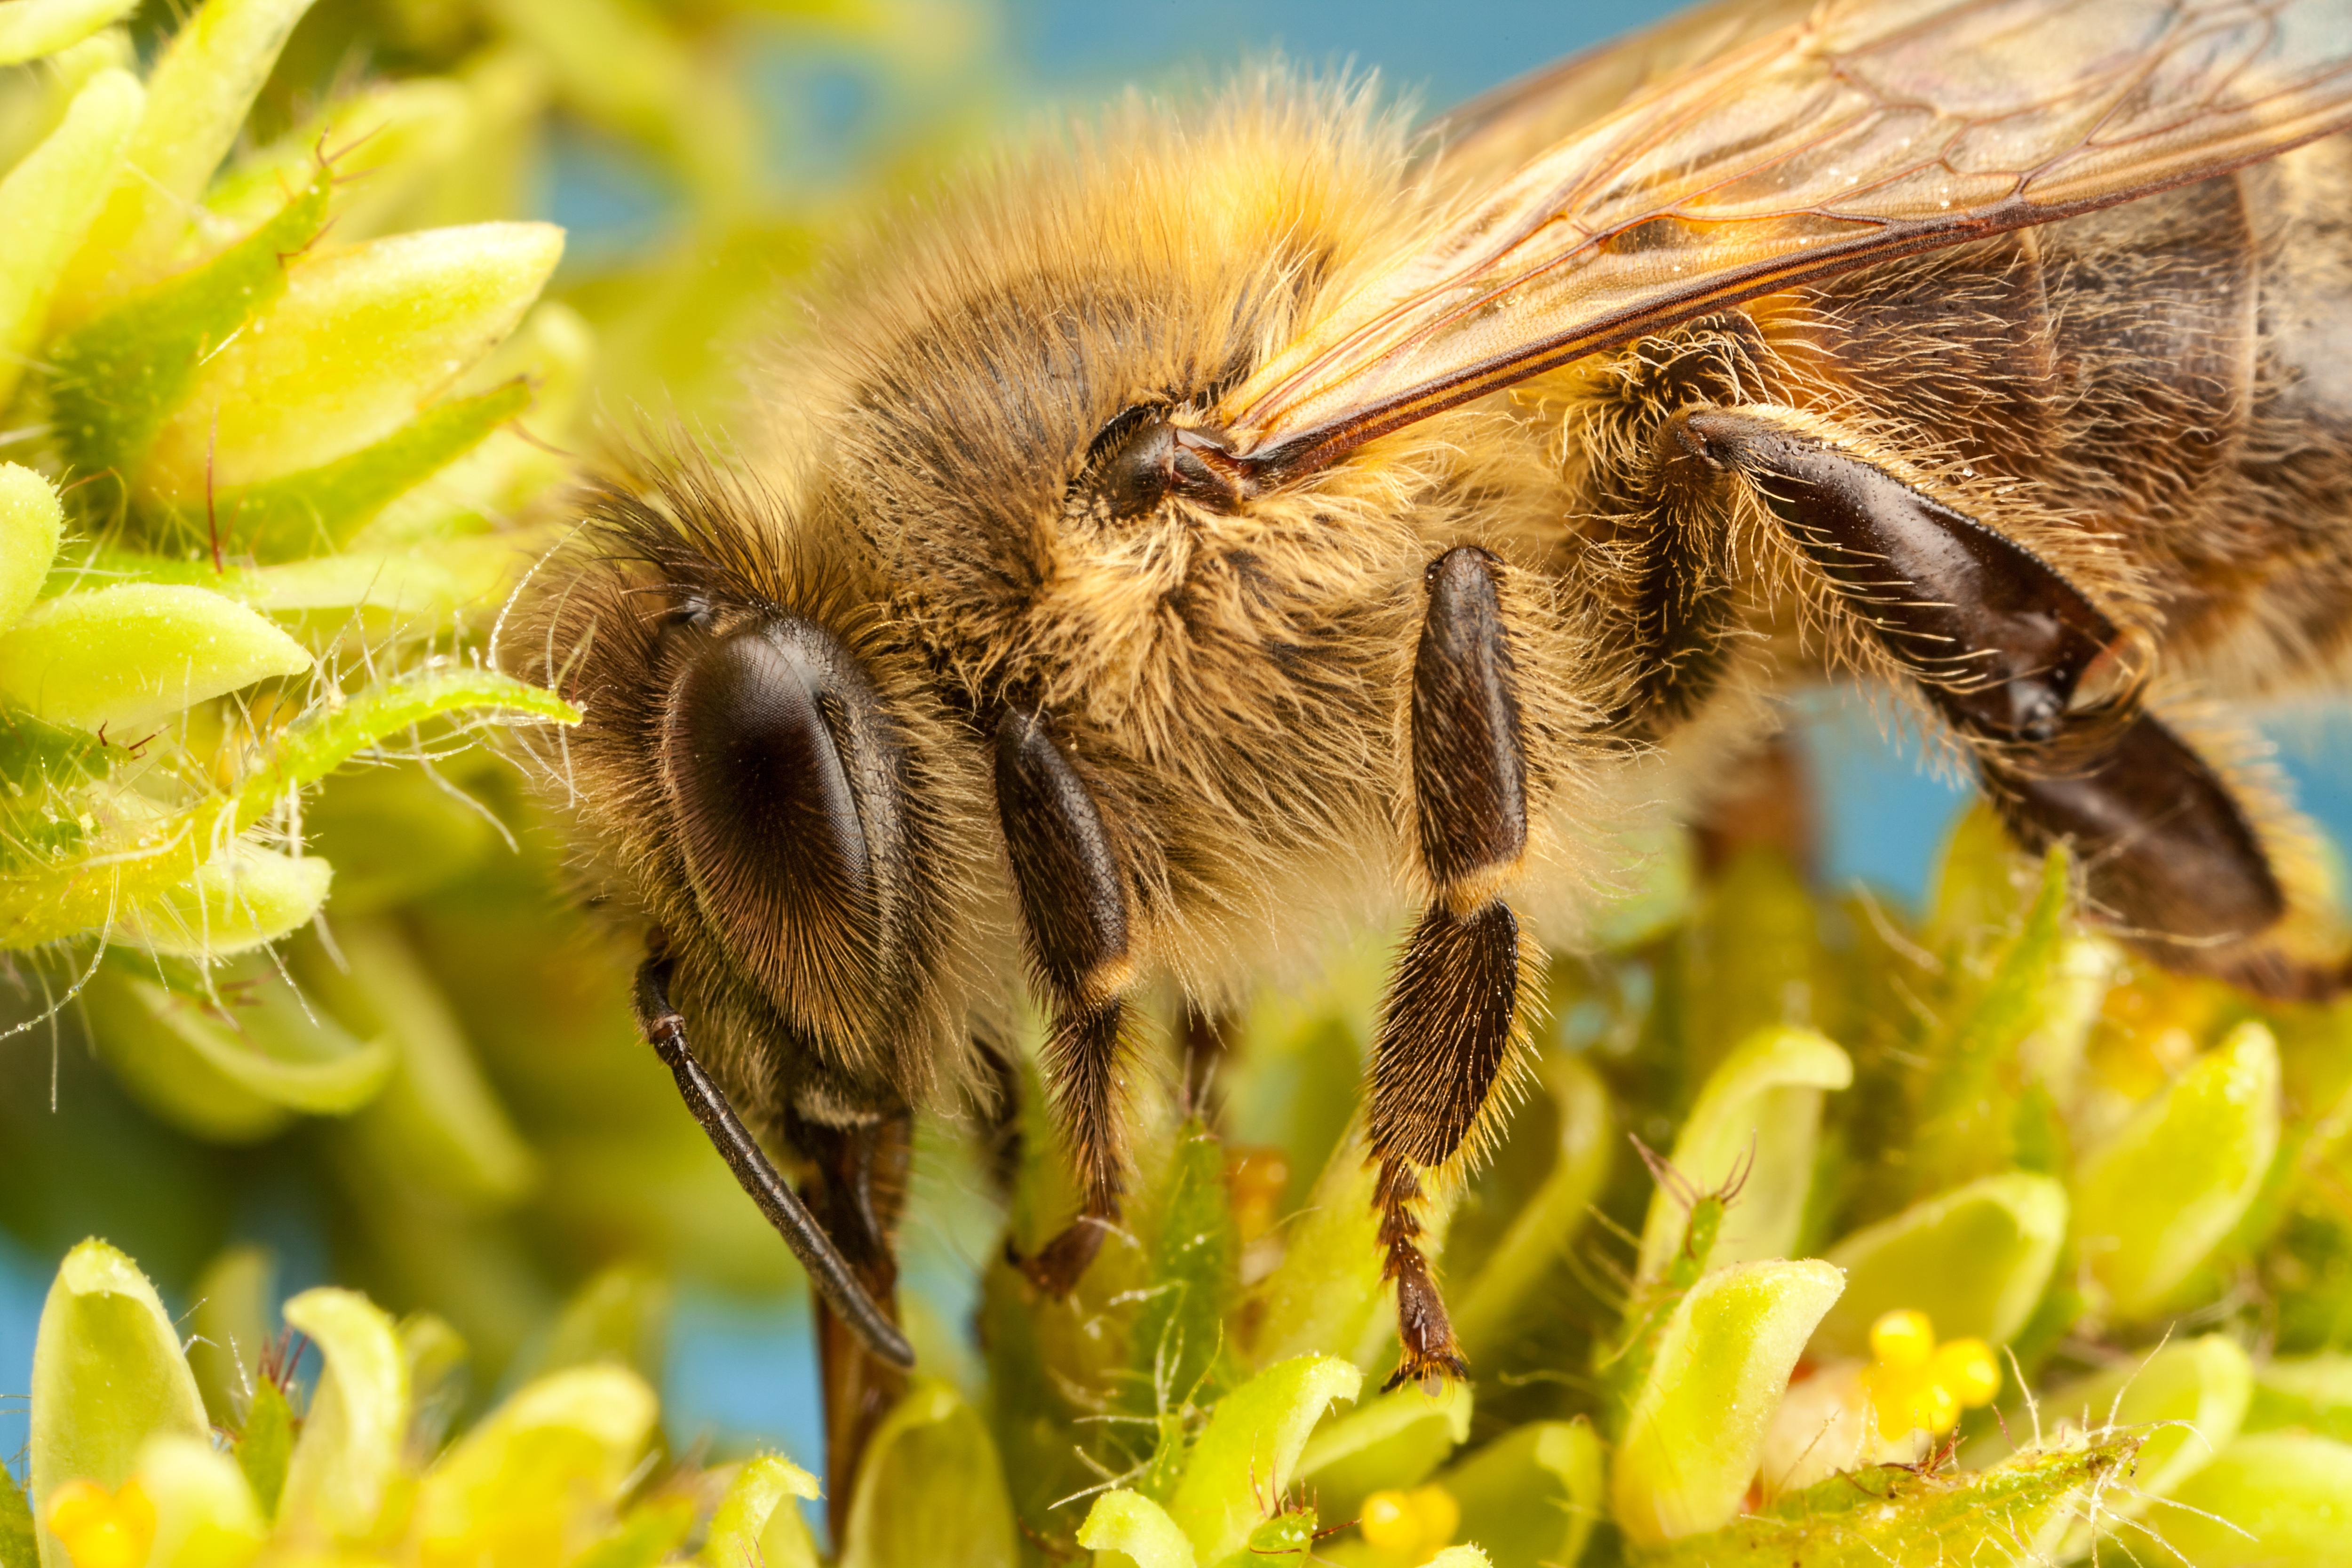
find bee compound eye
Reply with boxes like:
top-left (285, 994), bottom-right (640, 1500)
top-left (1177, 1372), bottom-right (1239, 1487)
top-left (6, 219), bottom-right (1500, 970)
top-left (660, 619), bottom-right (898, 995)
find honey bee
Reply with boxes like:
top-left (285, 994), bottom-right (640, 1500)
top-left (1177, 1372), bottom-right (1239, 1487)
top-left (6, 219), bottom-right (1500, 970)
top-left (511, 0), bottom-right (2352, 1498)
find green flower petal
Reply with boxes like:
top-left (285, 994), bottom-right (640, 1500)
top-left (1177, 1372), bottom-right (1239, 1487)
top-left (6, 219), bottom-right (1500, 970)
top-left (1433, 1418), bottom-right (1602, 1568)
top-left (1635, 1027), bottom-right (1851, 1284)
top-left (278, 1288), bottom-right (409, 1540)
top-left (29, 1239), bottom-right (208, 1568)
top-left (186, 1246), bottom-right (273, 1425)
top-left (83, 963), bottom-right (391, 1140)
top-left (0, 467), bottom-right (65, 637)
top-left (2163, 1432), bottom-right (2352, 1566)
top-left (699, 1455), bottom-right (820, 1568)
top-left (2036, 1334), bottom-right (2250, 1552)
top-left (1812, 1172), bottom-right (2068, 1356)
top-left (0, 68), bottom-right (141, 410)
top-left (1294, 1380), bottom-right (1469, 1527)
top-left (1078, 1490), bottom-right (1196, 1568)
top-left (1166, 1355), bottom-right (1361, 1566)
top-left (0, 666), bottom-right (575, 949)
top-left (134, 1433), bottom-right (265, 1568)
top-left (0, 0), bottom-right (139, 66)
top-left (54, 0), bottom-right (321, 319)
top-left (840, 1381), bottom-right (1017, 1568)
top-left (0, 583), bottom-right (310, 733)
top-left (307, 915), bottom-right (538, 1208)
top-left (2074, 1019), bottom-right (2281, 1319)
top-left (119, 845), bottom-right (333, 961)
top-left (143, 223), bottom-right (564, 497)
top-left (413, 1365), bottom-right (657, 1556)
top-left (2248, 1353), bottom-right (2352, 1442)
top-left (1611, 1258), bottom-right (1844, 1547)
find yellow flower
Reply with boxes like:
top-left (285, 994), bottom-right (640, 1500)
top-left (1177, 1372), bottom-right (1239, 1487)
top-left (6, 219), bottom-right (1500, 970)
top-left (1862, 1310), bottom-right (2000, 1437)
top-left (46, 1477), bottom-right (156, 1568)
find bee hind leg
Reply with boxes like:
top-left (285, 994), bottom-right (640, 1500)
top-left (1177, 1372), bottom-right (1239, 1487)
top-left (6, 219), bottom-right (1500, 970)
top-left (1370, 545), bottom-right (1536, 1391)
top-left (1673, 404), bottom-right (2322, 996)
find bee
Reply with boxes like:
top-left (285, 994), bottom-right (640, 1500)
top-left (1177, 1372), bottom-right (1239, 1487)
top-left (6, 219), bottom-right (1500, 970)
top-left (512, 0), bottom-right (2352, 1501)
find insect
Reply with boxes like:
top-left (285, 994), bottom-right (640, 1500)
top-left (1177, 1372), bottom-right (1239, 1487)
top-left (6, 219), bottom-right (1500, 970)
top-left (512, 0), bottom-right (2352, 1501)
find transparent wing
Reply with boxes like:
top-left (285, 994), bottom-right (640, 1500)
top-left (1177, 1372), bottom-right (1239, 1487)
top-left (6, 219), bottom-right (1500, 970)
top-left (1223, 0), bottom-right (2352, 480)
top-left (1418, 0), bottom-right (1825, 196)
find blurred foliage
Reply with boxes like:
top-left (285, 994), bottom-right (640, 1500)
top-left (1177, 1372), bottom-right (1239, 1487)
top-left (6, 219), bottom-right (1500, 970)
top-left (7, 2), bottom-right (2352, 1566)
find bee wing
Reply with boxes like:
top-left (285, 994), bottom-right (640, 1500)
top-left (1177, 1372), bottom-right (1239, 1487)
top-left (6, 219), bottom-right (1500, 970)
top-left (1418, 0), bottom-right (1825, 195)
top-left (1223, 0), bottom-right (2352, 479)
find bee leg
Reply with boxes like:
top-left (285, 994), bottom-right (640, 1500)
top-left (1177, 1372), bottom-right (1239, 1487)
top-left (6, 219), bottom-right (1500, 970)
top-left (631, 955), bottom-right (916, 1369)
top-left (1370, 546), bottom-right (1532, 1391)
top-left (1671, 405), bottom-right (2300, 991)
top-left (789, 1108), bottom-right (912, 1540)
top-left (992, 704), bottom-right (1133, 1296)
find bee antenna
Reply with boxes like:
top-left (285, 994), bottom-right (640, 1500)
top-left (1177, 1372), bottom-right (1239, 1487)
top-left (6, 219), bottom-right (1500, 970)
top-left (632, 955), bottom-right (915, 1370)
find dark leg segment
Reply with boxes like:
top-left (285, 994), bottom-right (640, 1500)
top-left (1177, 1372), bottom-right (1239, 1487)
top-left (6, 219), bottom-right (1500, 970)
top-left (993, 704), bottom-right (1134, 1294)
top-left (1670, 405), bottom-right (2289, 971)
top-left (631, 956), bottom-right (914, 1368)
top-left (1370, 546), bottom-right (1531, 1389)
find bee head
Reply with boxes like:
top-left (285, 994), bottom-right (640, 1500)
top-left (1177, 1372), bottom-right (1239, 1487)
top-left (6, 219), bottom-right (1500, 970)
top-left (513, 452), bottom-right (986, 1114)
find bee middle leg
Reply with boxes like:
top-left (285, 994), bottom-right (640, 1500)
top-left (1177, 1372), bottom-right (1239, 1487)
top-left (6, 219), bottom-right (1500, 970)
top-left (1368, 544), bottom-right (1533, 1390)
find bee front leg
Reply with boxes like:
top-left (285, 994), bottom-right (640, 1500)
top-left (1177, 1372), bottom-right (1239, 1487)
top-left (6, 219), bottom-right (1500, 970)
top-left (1371, 545), bottom-right (1534, 1390)
top-left (993, 704), bottom-right (1135, 1295)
